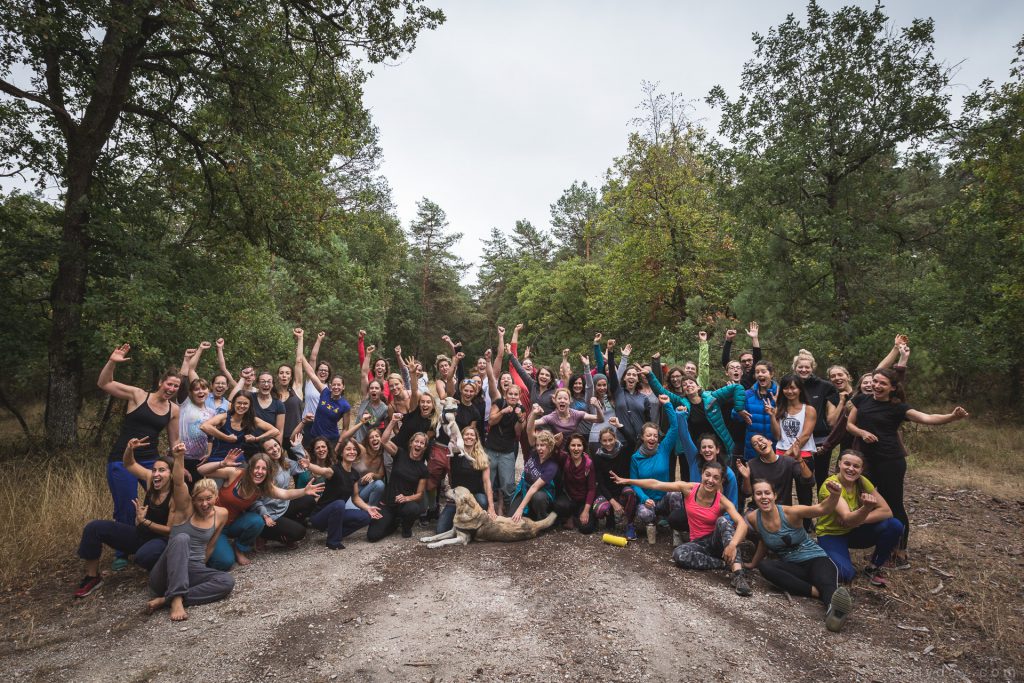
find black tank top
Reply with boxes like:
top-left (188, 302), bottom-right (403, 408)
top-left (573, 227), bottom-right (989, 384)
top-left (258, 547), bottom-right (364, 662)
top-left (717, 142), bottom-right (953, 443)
top-left (137, 487), bottom-right (172, 542)
top-left (108, 394), bottom-right (172, 463)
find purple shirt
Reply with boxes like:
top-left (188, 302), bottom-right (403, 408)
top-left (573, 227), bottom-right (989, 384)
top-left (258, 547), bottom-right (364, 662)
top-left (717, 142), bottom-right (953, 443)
top-left (523, 453), bottom-right (559, 487)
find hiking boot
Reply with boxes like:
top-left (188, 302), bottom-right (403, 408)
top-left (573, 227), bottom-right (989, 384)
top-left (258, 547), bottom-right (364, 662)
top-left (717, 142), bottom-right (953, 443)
top-left (731, 569), bottom-right (753, 597)
top-left (625, 524), bottom-right (637, 541)
top-left (646, 524), bottom-right (657, 545)
top-left (74, 575), bottom-right (102, 598)
top-left (672, 530), bottom-right (684, 547)
top-left (886, 553), bottom-right (911, 570)
top-left (864, 566), bottom-right (888, 587)
top-left (825, 587), bottom-right (853, 632)
top-left (326, 542), bottom-right (346, 550)
top-left (110, 557), bottom-right (129, 572)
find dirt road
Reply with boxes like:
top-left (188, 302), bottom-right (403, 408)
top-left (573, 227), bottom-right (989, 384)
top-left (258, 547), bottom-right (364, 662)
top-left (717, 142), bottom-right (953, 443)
top-left (2, 518), bottom-right (988, 683)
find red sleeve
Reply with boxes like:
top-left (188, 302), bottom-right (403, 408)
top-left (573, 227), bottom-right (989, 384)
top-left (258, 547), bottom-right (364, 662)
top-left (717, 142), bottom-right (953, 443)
top-left (357, 336), bottom-right (366, 365)
top-left (509, 341), bottom-right (521, 385)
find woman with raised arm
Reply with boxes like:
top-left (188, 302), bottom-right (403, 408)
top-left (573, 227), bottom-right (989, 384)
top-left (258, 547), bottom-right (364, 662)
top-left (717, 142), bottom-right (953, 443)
top-left (627, 396), bottom-right (682, 543)
top-left (720, 322), bottom-right (762, 389)
top-left (98, 344), bottom-right (181, 570)
top-left (845, 368), bottom-right (968, 568)
top-left (370, 416), bottom-right (429, 540)
top-left (301, 437), bottom-right (380, 549)
top-left (335, 416), bottom-right (387, 506)
top-left (739, 360), bottom-right (778, 461)
top-left (791, 350), bottom-right (837, 464)
top-left (301, 331), bottom-right (331, 419)
top-left (74, 438), bottom-right (176, 597)
top-left (508, 352), bottom-right (558, 415)
top-left (483, 357), bottom-right (525, 515)
top-left (744, 478), bottom-right (852, 632)
top-left (274, 329), bottom-right (307, 448)
top-left (535, 388), bottom-right (604, 453)
top-left (197, 449), bottom-right (323, 568)
top-left (146, 444), bottom-right (233, 622)
top-left (767, 373), bottom-right (817, 530)
top-left (612, 461), bottom-right (752, 596)
top-left (437, 425), bottom-right (495, 532)
top-left (200, 392), bottom-right (279, 462)
top-left (358, 329), bottom-right (392, 403)
top-left (814, 450), bottom-right (903, 587)
top-left (608, 343), bottom-right (649, 458)
top-left (297, 350), bottom-right (351, 448)
top-left (254, 439), bottom-right (313, 549)
top-left (178, 375), bottom-right (214, 483)
top-left (248, 371), bottom-right (287, 446)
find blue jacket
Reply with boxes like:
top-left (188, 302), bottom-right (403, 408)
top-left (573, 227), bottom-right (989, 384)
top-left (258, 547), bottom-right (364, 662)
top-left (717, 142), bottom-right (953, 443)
top-left (738, 381), bottom-right (778, 461)
top-left (646, 372), bottom-right (744, 458)
top-left (629, 407), bottom-right (680, 504)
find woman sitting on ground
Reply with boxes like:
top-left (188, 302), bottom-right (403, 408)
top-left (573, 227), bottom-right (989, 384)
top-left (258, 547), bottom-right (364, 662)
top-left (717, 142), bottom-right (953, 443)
top-left (369, 416), bottom-right (430, 541)
top-left (254, 439), bottom-right (314, 550)
top-left (198, 450), bottom-right (322, 568)
top-left (590, 422), bottom-right (637, 532)
top-left (509, 421), bottom-right (562, 524)
top-left (627, 395), bottom-right (679, 543)
top-left (553, 434), bottom-right (598, 534)
top-left (75, 438), bottom-right (176, 597)
top-left (612, 461), bottom-right (752, 596)
top-left (743, 478), bottom-right (853, 632)
top-left (815, 449), bottom-right (903, 587)
top-left (340, 413), bottom-right (388, 506)
top-left (437, 425), bottom-right (495, 533)
top-left (301, 437), bottom-right (381, 549)
top-left (146, 444), bottom-right (233, 622)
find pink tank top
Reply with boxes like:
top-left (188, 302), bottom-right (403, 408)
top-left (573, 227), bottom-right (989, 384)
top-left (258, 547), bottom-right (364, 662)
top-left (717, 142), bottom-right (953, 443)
top-left (687, 485), bottom-right (722, 540)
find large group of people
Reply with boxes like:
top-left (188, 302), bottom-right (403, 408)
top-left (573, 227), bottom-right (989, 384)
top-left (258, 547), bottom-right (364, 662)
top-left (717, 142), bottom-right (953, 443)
top-left (76, 324), bottom-right (968, 632)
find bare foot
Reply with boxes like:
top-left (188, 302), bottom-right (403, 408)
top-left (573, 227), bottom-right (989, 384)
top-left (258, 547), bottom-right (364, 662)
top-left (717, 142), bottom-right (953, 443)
top-left (146, 597), bottom-right (167, 614)
top-left (234, 548), bottom-right (251, 566)
top-left (169, 597), bottom-right (188, 622)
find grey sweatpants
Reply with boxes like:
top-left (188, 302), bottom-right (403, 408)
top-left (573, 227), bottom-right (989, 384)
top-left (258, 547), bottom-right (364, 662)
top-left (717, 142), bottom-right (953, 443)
top-left (672, 516), bottom-right (736, 570)
top-left (148, 534), bottom-right (235, 606)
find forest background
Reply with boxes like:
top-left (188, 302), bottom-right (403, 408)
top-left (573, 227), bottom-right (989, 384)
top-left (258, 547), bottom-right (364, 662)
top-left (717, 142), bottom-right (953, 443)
top-left (1, 0), bottom-right (1022, 452)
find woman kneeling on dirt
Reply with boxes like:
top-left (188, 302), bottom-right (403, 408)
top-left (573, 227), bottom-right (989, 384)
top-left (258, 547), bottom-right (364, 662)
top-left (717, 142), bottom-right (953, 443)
top-left (509, 414), bottom-right (561, 523)
top-left (744, 478), bottom-right (853, 632)
top-left (437, 425), bottom-right (495, 533)
top-left (613, 461), bottom-right (752, 596)
top-left (627, 396), bottom-right (685, 543)
top-left (369, 417), bottom-right (429, 541)
top-left (814, 450), bottom-right (903, 587)
top-left (553, 434), bottom-right (598, 533)
top-left (75, 437), bottom-right (175, 598)
top-left (147, 444), bottom-right (233, 622)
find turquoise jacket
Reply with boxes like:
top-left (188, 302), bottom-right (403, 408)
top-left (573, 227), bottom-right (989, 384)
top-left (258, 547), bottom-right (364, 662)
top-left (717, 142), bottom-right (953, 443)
top-left (629, 408), bottom-right (681, 504)
top-left (646, 372), bottom-right (744, 459)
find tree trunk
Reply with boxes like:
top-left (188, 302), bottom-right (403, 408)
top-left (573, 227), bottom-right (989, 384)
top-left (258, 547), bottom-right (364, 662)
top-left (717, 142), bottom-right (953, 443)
top-left (45, 172), bottom-right (91, 448)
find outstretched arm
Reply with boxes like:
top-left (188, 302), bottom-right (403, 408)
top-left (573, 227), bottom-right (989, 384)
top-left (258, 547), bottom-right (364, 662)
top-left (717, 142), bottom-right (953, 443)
top-left (215, 338), bottom-right (236, 387)
top-left (97, 344), bottom-right (145, 404)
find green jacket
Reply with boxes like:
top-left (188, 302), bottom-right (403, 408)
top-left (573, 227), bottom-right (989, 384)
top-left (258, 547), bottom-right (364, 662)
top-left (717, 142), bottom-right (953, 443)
top-left (646, 371), bottom-right (744, 458)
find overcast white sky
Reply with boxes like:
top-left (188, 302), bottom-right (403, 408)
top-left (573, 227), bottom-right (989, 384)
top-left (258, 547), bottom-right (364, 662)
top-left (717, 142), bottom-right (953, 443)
top-left (362, 0), bottom-right (1024, 270)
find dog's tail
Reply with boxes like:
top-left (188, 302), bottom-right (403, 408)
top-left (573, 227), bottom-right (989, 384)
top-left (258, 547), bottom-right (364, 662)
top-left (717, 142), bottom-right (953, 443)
top-left (536, 512), bottom-right (557, 531)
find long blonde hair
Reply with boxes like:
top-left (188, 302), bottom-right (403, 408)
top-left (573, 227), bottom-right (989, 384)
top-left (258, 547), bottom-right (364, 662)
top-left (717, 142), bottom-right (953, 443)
top-left (461, 425), bottom-right (488, 471)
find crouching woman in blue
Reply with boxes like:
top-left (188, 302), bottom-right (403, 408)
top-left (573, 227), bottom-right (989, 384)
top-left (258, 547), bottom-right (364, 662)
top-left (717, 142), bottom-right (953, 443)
top-left (629, 395), bottom-right (683, 543)
top-left (302, 438), bottom-right (381, 549)
top-left (744, 478), bottom-right (854, 632)
top-left (815, 449), bottom-right (903, 587)
top-left (75, 437), bottom-right (176, 598)
top-left (146, 445), bottom-right (232, 622)
top-left (369, 417), bottom-right (429, 540)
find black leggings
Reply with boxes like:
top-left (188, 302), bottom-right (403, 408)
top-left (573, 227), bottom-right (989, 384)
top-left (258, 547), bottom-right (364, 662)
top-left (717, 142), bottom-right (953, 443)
top-left (869, 457), bottom-right (909, 550)
top-left (813, 445), bottom-right (833, 490)
top-left (282, 494), bottom-right (318, 524)
top-left (757, 556), bottom-right (839, 605)
top-left (259, 515), bottom-right (307, 543)
top-left (366, 501), bottom-right (423, 542)
top-left (795, 457), bottom-right (815, 532)
top-left (552, 494), bottom-right (597, 534)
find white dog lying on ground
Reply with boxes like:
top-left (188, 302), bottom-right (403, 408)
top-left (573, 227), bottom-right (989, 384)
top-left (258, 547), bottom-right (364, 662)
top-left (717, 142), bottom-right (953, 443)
top-left (419, 486), bottom-right (557, 549)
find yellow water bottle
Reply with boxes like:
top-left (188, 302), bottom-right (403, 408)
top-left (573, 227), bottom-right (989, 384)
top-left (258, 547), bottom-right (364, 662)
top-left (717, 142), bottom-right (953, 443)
top-left (602, 533), bottom-right (628, 547)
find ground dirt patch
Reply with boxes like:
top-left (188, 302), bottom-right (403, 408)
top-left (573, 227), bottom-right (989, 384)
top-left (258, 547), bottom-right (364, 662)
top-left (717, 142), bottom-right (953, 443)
top-left (3, 470), bottom-right (1018, 683)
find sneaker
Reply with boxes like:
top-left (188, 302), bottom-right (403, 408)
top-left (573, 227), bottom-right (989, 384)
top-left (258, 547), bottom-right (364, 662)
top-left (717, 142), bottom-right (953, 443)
top-left (74, 575), bottom-right (102, 598)
top-left (625, 524), bottom-right (637, 541)
top-left (657, 518), bottom-right (670, 528)
top-left (825, 587), bottom-right (853, 632)
top-left (672, 531), bottom-right (684, 547)
top-left (888, 553), bottom-right (911, 570)
top-left (731, 569), bottom-right (753, 597)
top-left (326, 542), bottom-right (345, 550)
top-left (646, 524), bottom-right (657, 545)
top-left (864, 566), bottom-right (888, 587)
top-left (110, 558), bottom-right (129, 572)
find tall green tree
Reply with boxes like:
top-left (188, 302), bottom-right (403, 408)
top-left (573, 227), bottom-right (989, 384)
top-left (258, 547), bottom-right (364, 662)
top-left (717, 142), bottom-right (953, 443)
top-left (550, 181), bottom-right (600, 260)
top-left (708, 1), bottom-right (953, 357)
top-left (0, 0), bottom-right (443, 446)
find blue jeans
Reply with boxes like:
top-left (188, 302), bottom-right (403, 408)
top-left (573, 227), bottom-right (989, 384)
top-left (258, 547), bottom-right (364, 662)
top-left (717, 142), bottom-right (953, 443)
top-left (208, 511), bottom-right (266, 570)
top-left (436, 492), bottom-right (489, 534)
top-left (817, 518), bottom-right (905, 582)
top-left (360, 479), bottom-right (385, 507)
top-left (485, 447), bottom-right (516, 511)
top-left (77, 519), bottom-right (167, 570)
top-left (309, 500), bottom-right (371, 548)
top-left (105, 459), bottom-right (154, 558)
